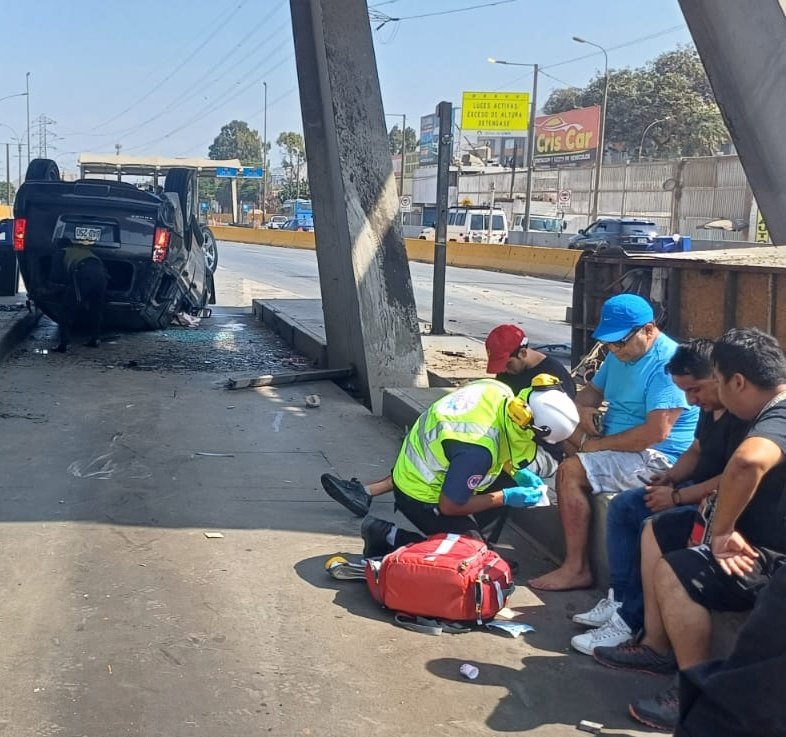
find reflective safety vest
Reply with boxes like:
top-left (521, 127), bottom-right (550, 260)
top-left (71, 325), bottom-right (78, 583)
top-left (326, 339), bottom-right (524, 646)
top-left (392, 379), bottom-right (538, 504)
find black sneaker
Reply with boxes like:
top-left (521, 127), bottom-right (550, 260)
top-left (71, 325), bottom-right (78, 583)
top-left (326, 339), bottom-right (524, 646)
top-left (361, 516), bottom-right (395, 558)
top-left (320, 474), bottom-right (372, 518)
top-left (629, 686), bottom-right (679, 731)
top-left (594, 640), bottom-right (677, 675)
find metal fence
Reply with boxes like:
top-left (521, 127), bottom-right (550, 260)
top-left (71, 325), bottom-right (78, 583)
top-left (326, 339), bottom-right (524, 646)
top-left (451, 155), bottom-right (756, 240)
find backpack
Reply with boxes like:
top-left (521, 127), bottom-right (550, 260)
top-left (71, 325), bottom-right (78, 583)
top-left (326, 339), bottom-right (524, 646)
top-left (364, 533), bottom-right (514, 626)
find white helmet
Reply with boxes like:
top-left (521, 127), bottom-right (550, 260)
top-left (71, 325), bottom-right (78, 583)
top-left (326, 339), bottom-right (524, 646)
top-left (529, 389), bottom-right (579, 443)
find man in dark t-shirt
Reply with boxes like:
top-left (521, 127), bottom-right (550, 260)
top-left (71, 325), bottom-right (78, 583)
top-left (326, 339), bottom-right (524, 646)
top-left (485, 323), bottom-right (576, 398)
top-left (593, 328), bottom-right (786, 732)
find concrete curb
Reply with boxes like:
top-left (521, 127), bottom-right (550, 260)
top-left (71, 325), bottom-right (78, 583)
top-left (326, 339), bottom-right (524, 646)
top-left (0, 307), bottom-right (42, 363)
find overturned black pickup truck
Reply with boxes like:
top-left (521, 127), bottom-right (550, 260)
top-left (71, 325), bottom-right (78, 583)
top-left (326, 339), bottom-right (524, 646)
top-left (13, 158), bottom-right (217, 331)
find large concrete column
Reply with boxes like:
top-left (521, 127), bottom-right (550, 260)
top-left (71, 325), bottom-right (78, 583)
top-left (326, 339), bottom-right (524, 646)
top-left (679, 0), bottom-right (786, 244)
top-left (289, 0), bottom-right (427, 413)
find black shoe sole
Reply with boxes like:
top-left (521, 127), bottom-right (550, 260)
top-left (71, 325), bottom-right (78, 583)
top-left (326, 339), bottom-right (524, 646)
top-left (593, 652), bottom-right (676, 677)
top-left (320, 474), bottom-right (371, 518)
top-left (628, 704), bottom-right (675, 732)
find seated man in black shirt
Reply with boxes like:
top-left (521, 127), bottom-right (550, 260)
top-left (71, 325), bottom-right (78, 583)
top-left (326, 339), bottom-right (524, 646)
top-left (320, 323), bottom-right (577, 518)
top-left (592, 328), bottom-right (786, 732)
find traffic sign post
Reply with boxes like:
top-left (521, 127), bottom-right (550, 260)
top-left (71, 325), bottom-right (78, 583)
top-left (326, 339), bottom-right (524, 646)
top-left (399, 194), bottom-right (412, 212)
top-left (558, 188), bottom-right (572, 208)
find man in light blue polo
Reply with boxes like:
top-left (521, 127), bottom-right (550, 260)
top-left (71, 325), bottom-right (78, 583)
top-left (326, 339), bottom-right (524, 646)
top-left (529, 294), bottom-right (699, 591)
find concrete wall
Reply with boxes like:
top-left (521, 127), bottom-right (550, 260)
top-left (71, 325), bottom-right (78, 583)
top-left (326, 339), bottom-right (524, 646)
top-left (214, 225), bottom-right (581, 281)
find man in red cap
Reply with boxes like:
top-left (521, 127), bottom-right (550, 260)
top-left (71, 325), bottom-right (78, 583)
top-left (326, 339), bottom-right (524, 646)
top-left (321, 324), bottom-right (575, 518)
top-left (485, 324), bottom-right (575, 398)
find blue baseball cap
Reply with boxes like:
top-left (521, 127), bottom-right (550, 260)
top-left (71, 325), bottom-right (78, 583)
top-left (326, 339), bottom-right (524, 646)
top-left (593, 294), bottom-right (654, 342)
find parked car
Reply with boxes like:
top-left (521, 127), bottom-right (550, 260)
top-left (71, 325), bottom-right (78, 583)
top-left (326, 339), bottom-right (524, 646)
top-left (281, 218), bottom-right (314, 232)
top-left (511, 213), bottom-right (567, 233)
top-left (568, 218), bottom-right (660, 252)
top-left (266, 215), bottom-right (289, 229)
top-left (13, 158), bottom-right (216, 331)
top-left (417, 206), bottom-right (508, 243)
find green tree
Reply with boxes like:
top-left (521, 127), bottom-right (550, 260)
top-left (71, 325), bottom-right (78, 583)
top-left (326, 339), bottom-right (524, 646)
top-left (277, 179), bottom-right (311, 204)
top-left (0, 181), bottom-right (16, 206)
top-left (208, 120), bottom-right (262, 162)
top-left (205, 121), bottom-right (271, 211)
top-left (542, 46), bottom-right (728, 160)
top-left (276, 131), bottom-right (306, 188)
top-left (387, 125), bottom-right (417, 155)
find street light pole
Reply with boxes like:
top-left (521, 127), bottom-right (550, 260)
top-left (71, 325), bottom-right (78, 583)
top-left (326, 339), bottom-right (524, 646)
top-left (262, 81), bottom-right (268, 225)
top-left (487, 58), bottom-right (539, 232)
top-left (637, 117), bottom-right (671, 162)
top-left (572, 37), bottom-right (608, 222)
top-left (26, 72), bottom-right (31, 166)
top-left (385, 113), bottom-right (408, 196)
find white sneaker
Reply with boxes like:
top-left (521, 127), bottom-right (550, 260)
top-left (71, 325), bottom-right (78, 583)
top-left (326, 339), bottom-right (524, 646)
top-left (571, 612), bottom-right (633, 655)
top-left (572, 588), bottom-right (621, 627)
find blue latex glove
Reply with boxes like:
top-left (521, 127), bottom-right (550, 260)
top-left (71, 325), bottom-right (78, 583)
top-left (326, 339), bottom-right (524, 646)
top-left (502, 486), bottom-right (545, 508)
top-left (513, 467), bottom-right (545, 489)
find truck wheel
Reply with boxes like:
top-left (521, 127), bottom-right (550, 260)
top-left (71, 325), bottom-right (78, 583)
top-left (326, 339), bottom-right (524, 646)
top-left (164, 168), bottom-right (196, 228)
top-left (200, 225), bottom-right (218, 273)
top-left (25, 158), bottom-right (60, 182)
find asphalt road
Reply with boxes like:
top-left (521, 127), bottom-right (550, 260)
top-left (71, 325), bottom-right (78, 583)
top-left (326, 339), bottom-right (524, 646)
top-left (213, 241), bottom-right (573, 350)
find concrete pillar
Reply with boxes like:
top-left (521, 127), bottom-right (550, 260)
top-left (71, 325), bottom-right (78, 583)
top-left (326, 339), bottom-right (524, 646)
top-left (289, 0), bottom-right (427, 413)
top-left (678, 0), bottom-right (786, 244)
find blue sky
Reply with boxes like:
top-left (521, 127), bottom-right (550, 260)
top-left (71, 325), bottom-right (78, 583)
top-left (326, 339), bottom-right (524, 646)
top-left (1, 0), bottom-right (692, 179)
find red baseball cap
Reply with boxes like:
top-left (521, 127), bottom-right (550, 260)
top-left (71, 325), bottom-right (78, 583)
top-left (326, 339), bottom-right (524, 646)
top-left (485, 324), bottom-right (528, 374)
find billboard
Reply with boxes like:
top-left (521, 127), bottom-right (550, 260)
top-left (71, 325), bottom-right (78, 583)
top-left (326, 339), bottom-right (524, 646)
top-left (419, 113), bottom-right (439, 165)
top-left (534, 105), bottom-right (601, 168)
top-left (461, 92), bottom-right (529, 136)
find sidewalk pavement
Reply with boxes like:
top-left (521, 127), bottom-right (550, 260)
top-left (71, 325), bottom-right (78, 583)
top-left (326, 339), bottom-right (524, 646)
top-left (0, 295), bottom-right (42, 362)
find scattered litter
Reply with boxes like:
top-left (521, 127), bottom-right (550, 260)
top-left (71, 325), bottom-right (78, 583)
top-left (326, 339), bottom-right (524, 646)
top-left (126, 404), bottom-right (134, 409)
top-left (226, 406), bottom-right (236, 409)
top-left (459, 663), bottom-right (479, 680)
top-left (304, 394), bottom-right (321, 409)
top-left (193, 451), bottom-right (235, 458)
top-left (171, 312), bottom-right (201, 328)
top-left (577, 720), bottom-right (603, 734)
top-left (496, 606), bottom-right (518, 620)
top-left (204, 532), bottom-right (224, 539)
top-left (486, 620), bottom-right (535, 637)
top-left (33, 348), bottom-right (49, 355)
top-left (107, 664), bottom-right (112, 675)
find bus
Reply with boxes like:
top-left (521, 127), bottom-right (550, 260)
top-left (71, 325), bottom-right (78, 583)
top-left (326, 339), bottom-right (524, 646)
top-left (280, 198), bottom-right (314, 229)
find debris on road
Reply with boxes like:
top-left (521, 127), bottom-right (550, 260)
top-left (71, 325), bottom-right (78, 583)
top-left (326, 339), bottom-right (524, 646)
top-left (304, 394), bottom-right (320, 409)
top-left (459, 663), bottom-right (479, 680)
top-left (227, 366), bottom-right (353, 390)
top-left (577, 719), bottom-right (603, 734)
top-left (193, 451), bottom-right (235, 458)
top-left (203, 532), bottom-right (224, 539)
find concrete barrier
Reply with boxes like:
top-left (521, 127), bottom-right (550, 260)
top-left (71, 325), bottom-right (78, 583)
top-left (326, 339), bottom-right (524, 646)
top-left (214, 225), bottom-right (581, 281)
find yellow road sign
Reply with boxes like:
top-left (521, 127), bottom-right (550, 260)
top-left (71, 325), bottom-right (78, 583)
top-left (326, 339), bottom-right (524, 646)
top-left (461, 92), bottom-right (530, 135)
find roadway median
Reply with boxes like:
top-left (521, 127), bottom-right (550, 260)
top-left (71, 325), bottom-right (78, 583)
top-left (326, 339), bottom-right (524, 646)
top-left (213, 225), bottom-right (580, 282)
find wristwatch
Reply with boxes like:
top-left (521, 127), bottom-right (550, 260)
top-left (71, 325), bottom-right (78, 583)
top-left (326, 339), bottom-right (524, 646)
top-left (671, 489), bottom-right (682, 506)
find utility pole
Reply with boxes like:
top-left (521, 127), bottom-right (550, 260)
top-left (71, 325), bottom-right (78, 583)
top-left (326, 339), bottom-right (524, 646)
top-left (508, 139), bottom-right (518, 201)
top-left (523, 64), bottom-right (538, 232)
top-left (399, 114), bottom-right (406, 197)
top-left (432, 100), bottom-right (453, 336)
top-left (5, 144), bottom-right (10, 205)
top-left (262, 81), bottom-right (268, 225)
top-left (17, 142), bottom-right (22, 184)
top-left (26, 72), bottom-right (31, 166)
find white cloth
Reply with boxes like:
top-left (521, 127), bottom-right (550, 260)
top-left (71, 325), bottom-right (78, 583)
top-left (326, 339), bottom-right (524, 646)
top-left (577, 448), bottom-right (672, 494)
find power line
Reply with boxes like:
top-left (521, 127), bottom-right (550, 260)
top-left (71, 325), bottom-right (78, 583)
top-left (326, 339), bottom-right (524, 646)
top-left (542, 25), bottom-right (685, 70)
top-left (92, 0), bottom-right (250, 130)
top-left (371, 0), bottom-right (518, 28)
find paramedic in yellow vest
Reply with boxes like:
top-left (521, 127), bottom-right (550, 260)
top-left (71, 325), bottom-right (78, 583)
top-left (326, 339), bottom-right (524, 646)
top-left (360, 377), bottom-right (579, 558)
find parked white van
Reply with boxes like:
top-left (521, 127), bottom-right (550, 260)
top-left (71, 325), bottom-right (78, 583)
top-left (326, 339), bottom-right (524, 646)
top-left (511, 213), bottom-right (566, 233)
top-left (418, 206), bottom-right (508, 244)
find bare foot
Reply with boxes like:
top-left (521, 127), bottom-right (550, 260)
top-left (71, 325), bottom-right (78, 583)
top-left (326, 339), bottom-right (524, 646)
top-left (528, 566), bottom-right (593, 591)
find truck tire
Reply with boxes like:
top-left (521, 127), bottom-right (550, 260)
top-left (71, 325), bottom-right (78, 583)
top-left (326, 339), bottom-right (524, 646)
top-left (200, 225), bottom-right (218, 274)
top-left (25, 158), bottom-right (60, 182)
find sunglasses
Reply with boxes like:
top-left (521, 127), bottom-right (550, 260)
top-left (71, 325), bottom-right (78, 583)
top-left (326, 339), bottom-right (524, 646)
top-left (605, 325), bottom-right (645, 350)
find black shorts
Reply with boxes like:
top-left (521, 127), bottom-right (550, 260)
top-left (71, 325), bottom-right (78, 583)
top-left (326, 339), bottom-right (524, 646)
top-left (654, 508), bottom-right (785, 612)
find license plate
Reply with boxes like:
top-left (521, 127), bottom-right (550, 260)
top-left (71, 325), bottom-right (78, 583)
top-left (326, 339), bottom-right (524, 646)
top-left (74, 226), bottom-right (101, 242)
